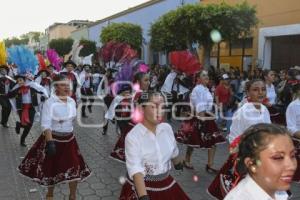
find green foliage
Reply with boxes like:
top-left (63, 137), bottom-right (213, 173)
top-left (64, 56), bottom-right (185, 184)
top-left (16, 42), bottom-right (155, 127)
top-left (150, 2), bottom-right (258, 51)
top-left (79, 39), bottom-right (96, 57)
top-left (100, 23), bottom-right (143, 50)
top-left (49, 38), bottom-right (74, 56)
top-left (4, 37), bottom-right (29, 47)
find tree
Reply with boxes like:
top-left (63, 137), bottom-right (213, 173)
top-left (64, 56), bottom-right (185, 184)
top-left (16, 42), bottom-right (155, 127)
top-left (79, 39), bottom-right (97, 57)
top-left (49, 38), bottom-right (74, 56)
top-left (100, 23), bottom-right (142, 50)
top-left (149, 2), bottom-right (258, 68)
top-left (4, 37), bottom-right (29, 47)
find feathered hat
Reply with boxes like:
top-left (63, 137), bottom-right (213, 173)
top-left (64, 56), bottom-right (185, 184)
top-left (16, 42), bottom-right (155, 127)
top-left (169, 50), bottom-right (202, 75)
top-left (7, 45), bottom-right (38, 79)
top-left (46, 49), bottom-right (62, 72)
top-left (37, 53), bottom-right (50, 76)
top-left (0, 41), bottom-right (9, 73)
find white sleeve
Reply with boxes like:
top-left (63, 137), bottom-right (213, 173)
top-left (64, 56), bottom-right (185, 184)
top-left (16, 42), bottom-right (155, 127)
top-left (165, 124), bottom-right (179, 158)
top-left (229, 110), bottom-right (243, 144)
top-left (286, 103), bottom-right (298, 134)
top-left (191, 87), bottom-right (206, 113)
top-left (41, 100), bottom-right (52, 131)
top-left (125, 133), bottom-right (145, 179)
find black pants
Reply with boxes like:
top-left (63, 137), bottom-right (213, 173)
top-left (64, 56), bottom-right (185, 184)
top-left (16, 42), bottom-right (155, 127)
top-left (17, 107), bottom-right (35, 144)
top-left (0, 95), bottom-right (11, 125)
top-left (81, 88), bottom-right (94, 115)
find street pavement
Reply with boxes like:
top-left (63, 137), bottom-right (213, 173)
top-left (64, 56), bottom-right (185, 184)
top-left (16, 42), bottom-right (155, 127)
top-left (0, 104), bottom-right (299, 200)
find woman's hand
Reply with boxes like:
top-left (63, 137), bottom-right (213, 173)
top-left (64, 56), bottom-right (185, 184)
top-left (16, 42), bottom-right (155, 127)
top-left (172, 156), bottom-right (184, 171)
top-left (133, 173), bottom-right (148, 198)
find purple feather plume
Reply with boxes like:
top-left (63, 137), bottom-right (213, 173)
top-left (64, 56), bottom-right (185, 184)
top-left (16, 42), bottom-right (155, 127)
top-left (46, 49), bottom-right (62, 71)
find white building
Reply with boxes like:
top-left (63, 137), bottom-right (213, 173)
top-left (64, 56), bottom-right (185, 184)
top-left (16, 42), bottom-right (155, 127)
top-left (88, 0), bottom-right (199, 64)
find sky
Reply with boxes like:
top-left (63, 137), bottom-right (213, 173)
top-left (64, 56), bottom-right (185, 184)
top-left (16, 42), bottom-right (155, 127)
top-left (0, 0), bottom-right (149, 40)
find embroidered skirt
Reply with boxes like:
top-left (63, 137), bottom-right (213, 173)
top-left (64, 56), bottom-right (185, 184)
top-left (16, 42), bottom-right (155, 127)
top-left (18, 133), bottom-right (91, 186)
top-left (110, 122), bottom-right (134, 163)
top-left (119, 173), bottom-right (190, 200)
top-left (176, 116), bottom-right (226, 148)
top-left (207, 153), bottom-right (241, 200)
top-left (293, 137), bottom-right (300, 183)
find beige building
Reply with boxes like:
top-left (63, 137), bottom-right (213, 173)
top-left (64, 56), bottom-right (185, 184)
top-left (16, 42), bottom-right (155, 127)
top-left (202, 0), bottom-right (300, 71)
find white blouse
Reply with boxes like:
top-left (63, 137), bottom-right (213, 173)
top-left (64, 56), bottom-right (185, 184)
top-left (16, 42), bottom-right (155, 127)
top-left (190, 84), bottom-right (213, 113)
top-left (41, 94), bottom-right (77, 133)
top-left (161, 71), bottom-right (189, 95)
top-left (286, 99), bottom-right (300, 135)
top-left (228, 103), bottom-right (271, 144)
top-left (224, 175), bottom-right (288, 200)
top-left (266, 84), bottom-right (277, 105)
top-left (125, 123), bottom-right (179, 179)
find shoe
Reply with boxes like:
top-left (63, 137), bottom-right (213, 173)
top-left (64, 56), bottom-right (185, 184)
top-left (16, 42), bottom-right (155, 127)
top-left (15, 122), bottom-right (21, 134)
top-left (1, 123), bottom-right (9, 128)
top-left (81, 113), bottom-right (88, 118)
top-left (88, 106), bottom-right (92, 113)
top-left (20, 142), bottom-right (27, 147)
top-left (206, 164), bottom-right (219, 174)
top-left (102, 129), bottom-right (107, 135)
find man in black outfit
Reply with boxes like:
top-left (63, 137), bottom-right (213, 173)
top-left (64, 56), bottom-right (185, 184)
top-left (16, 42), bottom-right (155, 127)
top-left (0, 65), bottom-right (13, 128)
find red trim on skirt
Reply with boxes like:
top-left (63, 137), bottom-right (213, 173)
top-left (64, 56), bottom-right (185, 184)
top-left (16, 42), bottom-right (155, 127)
top-left (176, 117), bottom-right (226, 148)
top-left (110, 123), bottom-right (134, 163)
top-left (293, 137), bottom-right (300, 183)
top-left (119, 175), bottom-right (190, 200)
top-left (18, 133), bottom-right (91, 186)
top-left (207, 153), bottom-right (241, 200)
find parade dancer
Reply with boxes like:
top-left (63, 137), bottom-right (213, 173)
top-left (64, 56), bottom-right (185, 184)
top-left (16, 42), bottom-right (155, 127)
top-left (263, 70), bottom-right (285, 125)
top-left (286, 83), bottom-right (300, 183)
top-left (119, 91), bottom-right (190, 200)
top-left (224, 123), bottom-right (296, 200)
top-left (18, 74), bottom-right (91, 200)
top-left (0, 64), bottom-right (13, 127)
top-left (60, 60), bottom-right (81, 103)
top-left (109, 68), bottom-right (150, 163)
top-left (79, 64), bottom-right (94, 118)
top-left (176, 70), bottom-right (225, 171)
top-left (7, 46), bottom-right (48, 146)
top-left (207, 79), bottom-right (271, 199)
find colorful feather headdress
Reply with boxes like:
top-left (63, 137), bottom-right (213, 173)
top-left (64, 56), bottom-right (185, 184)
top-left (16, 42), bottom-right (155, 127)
top-left (0, 41), bottom-right (7, 65)
top-left (7, 45), bottom-right (38, 75)
top-left (169, 50), bottom-right (202, 75)
top-left (46, 49), bottom-right (62, 71)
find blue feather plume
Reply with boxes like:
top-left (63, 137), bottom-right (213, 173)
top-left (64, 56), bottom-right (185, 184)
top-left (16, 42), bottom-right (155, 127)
top-left (7, 45), bottom-right (38, 75)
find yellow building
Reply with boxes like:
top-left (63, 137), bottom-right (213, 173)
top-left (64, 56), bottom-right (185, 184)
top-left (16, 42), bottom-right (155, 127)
top-left (201, 0), bottom-right (300, 71)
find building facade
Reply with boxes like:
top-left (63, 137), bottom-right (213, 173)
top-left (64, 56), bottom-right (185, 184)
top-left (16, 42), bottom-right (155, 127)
top-left (70, 27), bottom-right (89, 41)
top-left (202, 0), bottom-right (300, 71)
top-left (88, 0), bottom-right (199, 64)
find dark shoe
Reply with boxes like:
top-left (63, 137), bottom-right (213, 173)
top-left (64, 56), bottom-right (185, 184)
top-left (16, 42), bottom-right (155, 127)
top-left (20, 142), bottom-right (27, 147)
top-left (1, 123), bottom-right (9, 128)
top-left (15, 122), bottom-right (21, 134)
top-left (206, 164), bottom-right (219, 174)
top-left (88, 106), bottom-right (92, 113)
top-left (81, 113), bottom-right (88, 118)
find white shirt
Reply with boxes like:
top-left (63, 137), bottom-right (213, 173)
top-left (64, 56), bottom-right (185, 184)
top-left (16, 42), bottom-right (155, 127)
top-left (125, 123), bottom-right (179, 179)
top-left (266, 84), bottom-right (277, 105)
top-left (41, 94), bottom-right (77, 133)
top-left (161, 71), bottom-right (189, 95)
top-left (286, 99), bottom-right (300, 135)
top-left (224, 175), bottom-right (288, 200)
top-left (229, 103), bottom-right (271, 144)
top-left (190, 84), bottom-right (213, 113)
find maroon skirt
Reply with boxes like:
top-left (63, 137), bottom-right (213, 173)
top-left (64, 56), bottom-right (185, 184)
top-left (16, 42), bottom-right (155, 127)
top-left (293, 137), bottom-right (300, 183)
top-left (268, 106), bottom-right (286, 125)
top-left (110, 123), bottom-right (134, 163)
top-left (207, 153), bottom-right (241, 200)
top-left (176, 117), bottom-right (225, 148)
top-left (18, 133), bottom-right (91, 186)
top-left (119, 175), bottom-right (190, 200)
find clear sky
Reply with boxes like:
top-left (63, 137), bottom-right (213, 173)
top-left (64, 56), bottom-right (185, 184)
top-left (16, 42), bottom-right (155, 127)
top-left (0, 0), bottom-right (149, 40)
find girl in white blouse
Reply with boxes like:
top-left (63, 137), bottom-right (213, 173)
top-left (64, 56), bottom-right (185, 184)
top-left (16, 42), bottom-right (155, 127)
top-left (119, 91), bottom-right (189, 200)
top-left (176, 70), bottom-right (225, 172)
top-left (286, 83), bottom-right (300, 183)
top-left (18, 74), bottom-right (91, 200)
top-left (225, 123), bottom-right (297, 200)
top-left (208, 79), bottom-right (272, 200)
